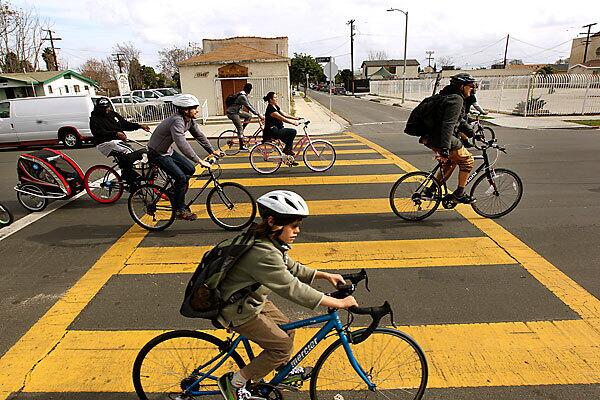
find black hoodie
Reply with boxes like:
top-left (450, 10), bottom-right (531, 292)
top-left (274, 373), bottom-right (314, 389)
top-left (89, 107), bottom-right (141, 145)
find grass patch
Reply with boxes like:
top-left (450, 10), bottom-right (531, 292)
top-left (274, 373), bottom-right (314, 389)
top-left (565, 119), bottom-right (600, 127)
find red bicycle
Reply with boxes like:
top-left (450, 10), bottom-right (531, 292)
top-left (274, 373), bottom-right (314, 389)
top-left (249, 121), bottom-right (336, 174)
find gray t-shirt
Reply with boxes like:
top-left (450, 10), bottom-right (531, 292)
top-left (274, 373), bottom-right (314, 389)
top-left (147, 114), bottom-right (214, 163)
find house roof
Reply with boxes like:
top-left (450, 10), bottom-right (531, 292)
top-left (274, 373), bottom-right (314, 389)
top-left (178, 43), bottom-right (289, 66)
top-left (0, 70), bottom-right (97, 86)
top-left (368, 66), bottom-right (395, 78)
top-left (569, 60), bottom-right (600, 69)
top-left (361, 59), bottom-right (420, 68)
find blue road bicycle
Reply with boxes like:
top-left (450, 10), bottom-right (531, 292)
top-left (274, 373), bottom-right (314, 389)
top-left (132, 270), bottom-right (428, 400)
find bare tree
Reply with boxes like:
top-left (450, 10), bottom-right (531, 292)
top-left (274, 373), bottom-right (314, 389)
top-left (0, 0), bottom-right (48, 72)
top-left (112, 41), bottom-right (141, 75)
top-left (508, 59), bottom-right (524, 65)
top-left (437, 56), bottom-right (454, 67)
top-left (79, 58), bottom-right (117, 96)
top-left (367, 50), bottom-right (388, 61)
top-left (158, 42), bottom-right (203, 79)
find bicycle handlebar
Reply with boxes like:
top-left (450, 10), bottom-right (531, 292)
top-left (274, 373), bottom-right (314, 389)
top-left (327, 269), bottom-right (395, 344)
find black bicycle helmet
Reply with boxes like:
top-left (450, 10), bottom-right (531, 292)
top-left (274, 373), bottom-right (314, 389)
top-left (450, 73), bottom-right (476, 87)
top-left (97, 97), bottom-right (111, 107)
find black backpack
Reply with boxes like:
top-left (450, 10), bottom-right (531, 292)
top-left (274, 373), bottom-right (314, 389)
top-left (180, 227), bottom-right (259, 320)
top-left (404, 94), bottom-right (443, 136)
top-left (225, 92), bottom-right (241, 108)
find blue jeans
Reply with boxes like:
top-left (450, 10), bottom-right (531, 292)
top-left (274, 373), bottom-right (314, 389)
top-left (149, 150), bottom-right (195, 212)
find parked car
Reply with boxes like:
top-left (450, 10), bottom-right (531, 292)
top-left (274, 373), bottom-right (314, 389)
top-left (0, 95), bottom-right (94, 148)
top-left (110, 95), bottom-right (164, 121)
top-left (332, 86), bottom-right (346, 95)
top-left (130, 89), bottom-right (176, 103)
top-left (154, 87), bottom-right (180, 97)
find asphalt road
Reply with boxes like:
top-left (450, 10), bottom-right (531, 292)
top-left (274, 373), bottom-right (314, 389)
top-left (0, 93), bottom-right (598, 399)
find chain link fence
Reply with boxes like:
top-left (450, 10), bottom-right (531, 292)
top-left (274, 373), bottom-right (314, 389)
top-left (114, 99), bottom-right (209, 124)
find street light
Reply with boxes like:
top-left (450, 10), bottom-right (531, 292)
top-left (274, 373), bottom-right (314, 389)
top-left (387, 7), bottom-right (408, 104)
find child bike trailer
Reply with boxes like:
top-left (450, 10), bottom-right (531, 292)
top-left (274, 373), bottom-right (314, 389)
top-left (15, 148), bottom-right (85, 212)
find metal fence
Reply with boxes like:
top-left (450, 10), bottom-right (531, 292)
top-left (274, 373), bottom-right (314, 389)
top-left (114, 99), bottom-right (209, 124)
top-left (370, 74), bottom-right (600, 116)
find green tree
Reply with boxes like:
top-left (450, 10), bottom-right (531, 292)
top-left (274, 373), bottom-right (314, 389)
top-left (290, 53), bottom-right (324, 85)
top-left (42, 47), bottom-right (57, 71)
top-left (336, 69), bottom-right (353, 86)
top-left (536, 65), bottom-right (554, 75)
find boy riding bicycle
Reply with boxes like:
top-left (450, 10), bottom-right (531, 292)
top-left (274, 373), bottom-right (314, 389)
top-left (217, 190), bottom-right (358, 400)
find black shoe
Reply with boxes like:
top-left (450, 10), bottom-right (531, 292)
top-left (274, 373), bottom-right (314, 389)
top-left (422, 185), bottom-right (437, 199)
top-left (452, 193), bottom-right (476, 204)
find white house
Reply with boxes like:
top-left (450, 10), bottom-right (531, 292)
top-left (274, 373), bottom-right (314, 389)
top-left (0, 70), bottom-right (97, 100)
top-left (178, 37), bottom-right (291, 116)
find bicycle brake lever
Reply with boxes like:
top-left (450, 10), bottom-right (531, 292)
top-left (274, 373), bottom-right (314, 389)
top-left (364, 271), bottom-right (370, 292)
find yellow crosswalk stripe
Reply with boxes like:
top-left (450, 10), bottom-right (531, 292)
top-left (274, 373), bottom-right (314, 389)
top-left (122, 237), bottom-right (514, 274)
top-left (17, 319), bottom-right (600, 392)
top-left (190, 174), bottom-right (402, 188)
top-left (215, 158), bottom-right (394, 170)
top-left (212, 148), bottom-right (380, 160)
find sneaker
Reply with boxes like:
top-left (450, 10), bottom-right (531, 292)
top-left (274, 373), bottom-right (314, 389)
top-left (217, 373), bottom-right (253, 400)
top-left (239, 145), bottom-right (249, 152)
top-left (176, 209), bottom-right (198, 221)
top-left (452, 193), bottom-right (476, 204)
top-left (281, 366), bottom-right (312, 385)
top-left (422, 185), bottom-right (437, 199)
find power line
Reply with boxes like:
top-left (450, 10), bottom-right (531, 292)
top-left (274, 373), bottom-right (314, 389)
top-left (580, 22), bottom-right (597, 63)
top-left (291, 35), bottom-right (346, 46)
top-left (510, 36), bottom-right (571, 53)
top-left (318, 40), bottom-right (349, 57)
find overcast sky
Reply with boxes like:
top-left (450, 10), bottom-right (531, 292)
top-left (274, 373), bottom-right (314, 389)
top-left (14, 0), bottom-right (598, 72)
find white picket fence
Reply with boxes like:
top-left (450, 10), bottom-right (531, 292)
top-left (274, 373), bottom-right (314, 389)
top-left (370, 74), bottom-right (600, 116)
top-left (114, 99), bottom-right (209, 124)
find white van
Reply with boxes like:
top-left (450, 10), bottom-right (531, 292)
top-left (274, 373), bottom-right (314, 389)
top-left (0, 95), bottom-right (95, 149)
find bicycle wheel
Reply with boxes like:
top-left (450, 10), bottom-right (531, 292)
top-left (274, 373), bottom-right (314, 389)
top-left (84, 165), bottom-right (124, 204)
top-left (17, 184), bottom-right (48, 212)
top-left (470, 168), bottom-right (523, 218)
top-left (206, 182), bottom-right (256, 231)
top-left (310, 328), bottom-right (428, 400)
top-left (481, 126), bottom-right (496, 142)
top-left (389, 172), bottom-right (441, 221)
top-left (128, 184), bottom-right (175, 231)
top-left (132, 330), bottom-right (246, 400)
top-left (303, 140), bottom-right (336, 172)
top-left (249, 142), bottom-right (283, 174)
top-left (0, 202), bottom-right (13, 227)
top-left (217, 130), bottom-right (241, 156)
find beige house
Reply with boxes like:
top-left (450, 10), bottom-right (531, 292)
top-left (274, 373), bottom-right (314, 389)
top-left (178, 37), bottom-right (290, 117)
top-left (569, 32), bottom-right (600, 66)
top-left (568, 60), bottom-right (600, 74)
top-left (361, 59), bottom-right (420, 79)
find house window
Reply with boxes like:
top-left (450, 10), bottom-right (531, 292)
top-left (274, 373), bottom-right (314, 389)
top-left (386, 66), bottom-right (397, 74)
top-left (74, 85), bottom-right (80, 93)
top-left (64, 85), bottom-right (69, 94)
top-left (48, 86), bottom-right (53, 94)
top-left (84, 85), bottom-right (89, 91)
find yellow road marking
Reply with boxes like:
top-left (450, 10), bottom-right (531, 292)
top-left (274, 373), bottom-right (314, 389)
top-left (348, 131), bottom-right (600, 321)
top-left (0, 225), bottom-right (149, 399)
top-left (215, 158), bottom-right (394, 170)
top-left (122, 237), bottom-right (514, 274)
top-left (221, 149), bottom-right (379, 159)
top-left (190, 174), bottom-right (403, 188)
top-left (16, 319), bottom-right (600, 392)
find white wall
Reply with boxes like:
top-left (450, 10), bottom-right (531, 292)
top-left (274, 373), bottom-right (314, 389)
top-left (180, 61), bottom-right (290, 116)
top-left (44, 76), bottom-right (96, 97)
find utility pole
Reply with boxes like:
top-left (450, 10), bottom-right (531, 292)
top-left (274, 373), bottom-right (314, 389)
top-left (425, 51), bottom-right (434, 68)
top-left (580, 23), bottom-right (597, 63)
top-left (502, 34), bottom-right (510, 69)
top-left (347, 19), bottom-right (356, 94)
top-left (42, 29), bottom-right (61, 71)
top-left (112, 53), bottom-right (126, 74)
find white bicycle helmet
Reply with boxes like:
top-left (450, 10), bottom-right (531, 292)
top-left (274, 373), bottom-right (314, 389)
top-left (257, 190), bottom-right (309, 219)
top-left (172, 94), bottom-right (200, 108)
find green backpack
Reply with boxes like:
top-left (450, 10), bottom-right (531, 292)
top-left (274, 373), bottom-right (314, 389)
top-left (180, 227), bottom-right (259, 320)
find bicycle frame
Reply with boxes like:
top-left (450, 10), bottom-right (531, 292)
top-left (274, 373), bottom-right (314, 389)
top-left (184, 310), bottom-right (375, 396)
top-left (424, 144), bottom-right (499, 197)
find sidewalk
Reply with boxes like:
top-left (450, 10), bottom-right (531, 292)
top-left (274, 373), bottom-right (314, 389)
top-left (362, 94), bottom-right (599, 130)
top-left (127, 94), bottom-right (346, 142)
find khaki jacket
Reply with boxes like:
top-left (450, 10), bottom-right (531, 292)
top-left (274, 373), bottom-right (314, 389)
top-left (217, 237), bottom-right (324, 327)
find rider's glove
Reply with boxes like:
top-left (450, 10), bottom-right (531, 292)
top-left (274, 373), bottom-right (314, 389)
top-left (197, 159), bottom-right (212, 169)
top-left (461, 138), bottom-right (473, 148)
top-left (439, 148), bottom-right (449, 158)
